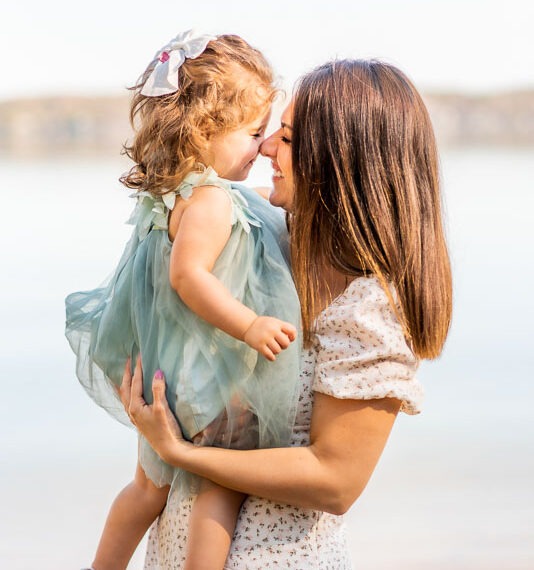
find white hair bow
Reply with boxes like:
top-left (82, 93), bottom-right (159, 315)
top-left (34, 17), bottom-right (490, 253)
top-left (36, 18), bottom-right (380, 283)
top-left (140, 30), bottom-right (217, 97)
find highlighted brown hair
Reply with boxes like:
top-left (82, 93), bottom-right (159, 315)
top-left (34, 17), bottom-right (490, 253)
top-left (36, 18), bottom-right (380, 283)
top-left (121, 35), bottom-right (276, 195)
top-left (291, 60), bottom-right (452, 358)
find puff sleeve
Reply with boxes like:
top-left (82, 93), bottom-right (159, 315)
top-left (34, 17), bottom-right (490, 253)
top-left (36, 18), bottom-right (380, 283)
top-left (312, 276), bottom-right (423, 414)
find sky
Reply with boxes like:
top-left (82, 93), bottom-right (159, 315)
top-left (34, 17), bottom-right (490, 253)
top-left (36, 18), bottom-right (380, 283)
top-left (1, 0), bottom-right (533, 101)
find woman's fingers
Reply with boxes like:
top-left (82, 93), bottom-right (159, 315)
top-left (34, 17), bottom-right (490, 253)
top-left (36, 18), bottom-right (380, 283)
top-left (129, 355), bottom-right (148, 419)
top-left (120, 357), bottom-right (131, 395)
top-left (119, 363), bottom-right (187, 462)
top-left (151, 370), bottom-right (184, 437)
top-left (119, 357), bottom-right (132, 411)
top-left (131, 356), bottom-right (144, 398)
top-left (151, 370), bottom-right (168, 411)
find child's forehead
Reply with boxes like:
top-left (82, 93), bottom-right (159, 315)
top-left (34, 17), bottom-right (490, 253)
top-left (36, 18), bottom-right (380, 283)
top-left (242, 104), bottom-right (272, 127)
top-left (256, 107), bottom-right (272, 124)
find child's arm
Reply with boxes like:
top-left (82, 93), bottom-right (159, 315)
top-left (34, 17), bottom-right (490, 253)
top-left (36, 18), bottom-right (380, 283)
top-left (91, 462), bottom-right (169, 570)
top-left (169, 185), bottom-right (296, 360)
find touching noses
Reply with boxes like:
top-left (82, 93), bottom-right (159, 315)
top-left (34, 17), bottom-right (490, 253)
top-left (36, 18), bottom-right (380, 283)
top-left (260, 132), bottom-right (277, 158)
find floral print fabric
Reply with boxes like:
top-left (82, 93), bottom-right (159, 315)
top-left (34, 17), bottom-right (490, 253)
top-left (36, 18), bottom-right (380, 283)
top-left (144, 276), bottom-right (422, 569)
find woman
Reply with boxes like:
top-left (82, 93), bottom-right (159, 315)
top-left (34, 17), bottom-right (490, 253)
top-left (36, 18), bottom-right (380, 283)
top-left (122, 59), bottom-right (452, 568)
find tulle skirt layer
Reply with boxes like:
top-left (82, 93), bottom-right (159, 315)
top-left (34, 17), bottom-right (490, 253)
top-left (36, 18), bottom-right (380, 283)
top-left (65, 186), bottom-right (301, 493)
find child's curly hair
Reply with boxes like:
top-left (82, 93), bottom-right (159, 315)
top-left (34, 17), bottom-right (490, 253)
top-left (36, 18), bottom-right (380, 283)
top-left (121, 35), bottom-right (277, 195)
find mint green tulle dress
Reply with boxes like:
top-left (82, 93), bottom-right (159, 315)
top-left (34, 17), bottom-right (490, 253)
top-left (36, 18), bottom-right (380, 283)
top-left (65, 168), bottom-right (301, 492)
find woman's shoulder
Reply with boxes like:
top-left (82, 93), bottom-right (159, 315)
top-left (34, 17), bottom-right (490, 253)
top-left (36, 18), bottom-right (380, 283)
top-left (316, 274), bottom-right (411, 358)
top-left (319, 274), bottom-right (394, 329)
top-left (339, 273), bottom-right (387, 300)
top-left (313, 274), bottom-right (422, 415)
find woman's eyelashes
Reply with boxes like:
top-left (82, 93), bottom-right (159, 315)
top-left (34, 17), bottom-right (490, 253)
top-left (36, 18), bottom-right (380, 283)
top-left (281, 135), bottom-right (291, 144)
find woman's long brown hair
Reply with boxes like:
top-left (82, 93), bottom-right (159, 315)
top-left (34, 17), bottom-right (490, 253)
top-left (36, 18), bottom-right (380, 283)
top-left (291, 59), bottom-right (452, 359)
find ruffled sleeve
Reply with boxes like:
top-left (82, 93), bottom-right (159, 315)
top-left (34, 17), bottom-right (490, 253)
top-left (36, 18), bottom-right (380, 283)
top-left (178, 167), bottom-right (261, 233)
top-left (312, 276), bottom-right (423, 414)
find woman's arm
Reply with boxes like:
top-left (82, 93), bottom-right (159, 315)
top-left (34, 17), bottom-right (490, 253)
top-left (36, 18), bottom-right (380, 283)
top-left (122, 360), bottom-right (400, 515)
top-left (169, 186), bottom-right (296, 360)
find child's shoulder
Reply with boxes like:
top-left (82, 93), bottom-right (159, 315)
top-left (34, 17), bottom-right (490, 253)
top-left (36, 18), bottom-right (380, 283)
top-left (178, 168), bottom-right (261, 229)
top-left (178, 167), bottom-right (233, 201)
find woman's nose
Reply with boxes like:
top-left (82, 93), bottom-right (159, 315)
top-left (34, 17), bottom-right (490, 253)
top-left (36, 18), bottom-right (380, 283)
top-left (260, 133), bottom-right (277, 158)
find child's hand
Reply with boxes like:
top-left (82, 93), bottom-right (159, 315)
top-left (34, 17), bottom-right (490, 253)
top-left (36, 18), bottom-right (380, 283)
top-left (243, 316), bottom-right (297, 361)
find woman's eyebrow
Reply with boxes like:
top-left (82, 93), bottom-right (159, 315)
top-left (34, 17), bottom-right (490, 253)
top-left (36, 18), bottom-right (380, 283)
top-left (281, 122), bottom-right (293, 130)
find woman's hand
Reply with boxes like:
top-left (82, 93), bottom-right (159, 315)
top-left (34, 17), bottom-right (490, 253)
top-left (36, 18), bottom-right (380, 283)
top-left (120, 357), bottom-right (191, 464)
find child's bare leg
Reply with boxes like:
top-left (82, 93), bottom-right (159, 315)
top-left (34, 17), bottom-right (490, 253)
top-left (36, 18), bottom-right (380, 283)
top-left (92, 461), bottom-right (169, 570)
top-left (184, 478), bottom-right (245, 570)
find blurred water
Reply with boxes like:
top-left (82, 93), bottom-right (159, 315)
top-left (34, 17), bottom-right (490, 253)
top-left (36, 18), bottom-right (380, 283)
top-left (0, 148), bottom-right (533, 569)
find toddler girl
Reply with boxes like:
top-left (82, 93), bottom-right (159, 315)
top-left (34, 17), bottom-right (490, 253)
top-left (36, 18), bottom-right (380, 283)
top-left (65, 30), bottom-right (301, 570)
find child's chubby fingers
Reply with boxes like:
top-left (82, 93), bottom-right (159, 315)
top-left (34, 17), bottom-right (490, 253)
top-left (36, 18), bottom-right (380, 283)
top-left (274, 332), bottom-right (291, 350)
top-left (260, 345), bottom-right (277, 362)
top-left (267, 339), bottom-right (282, 356)
top-left (281, 322), bottom-right (297, 342)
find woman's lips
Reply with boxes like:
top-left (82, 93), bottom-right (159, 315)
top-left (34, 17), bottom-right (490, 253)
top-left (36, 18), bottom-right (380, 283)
top-left (271, 162), bottom-right (284, 178)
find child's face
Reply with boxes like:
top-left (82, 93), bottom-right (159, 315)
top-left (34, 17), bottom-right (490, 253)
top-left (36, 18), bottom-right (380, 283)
top-left (202, 110), bottom-right (271, 181)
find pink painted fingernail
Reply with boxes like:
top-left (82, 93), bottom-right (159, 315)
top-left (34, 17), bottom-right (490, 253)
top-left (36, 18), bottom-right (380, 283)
top-left (154, 369), bottom-right (164, 380)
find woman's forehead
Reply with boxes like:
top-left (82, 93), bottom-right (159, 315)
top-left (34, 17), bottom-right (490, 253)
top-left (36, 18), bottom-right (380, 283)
top-left (281, 101), bottom-right (294, 125)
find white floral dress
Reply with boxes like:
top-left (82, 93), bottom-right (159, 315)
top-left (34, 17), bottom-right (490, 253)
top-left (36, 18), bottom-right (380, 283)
top-left (144, 276), bottom-right (422, 569)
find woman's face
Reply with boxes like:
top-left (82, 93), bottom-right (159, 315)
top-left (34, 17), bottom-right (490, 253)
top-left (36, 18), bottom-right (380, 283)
top-left (260, 102), bottom-right (294, 211)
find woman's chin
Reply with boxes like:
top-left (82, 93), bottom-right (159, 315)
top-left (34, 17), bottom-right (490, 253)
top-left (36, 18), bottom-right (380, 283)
top-left (269, 195), bottom-right (291, 212)
top-left (268, 187), bottom-right (292, 211)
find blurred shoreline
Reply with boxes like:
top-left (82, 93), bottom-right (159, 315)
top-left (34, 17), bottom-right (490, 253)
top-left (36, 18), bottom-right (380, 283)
top-left (1, 90), bottom-right (534, 157)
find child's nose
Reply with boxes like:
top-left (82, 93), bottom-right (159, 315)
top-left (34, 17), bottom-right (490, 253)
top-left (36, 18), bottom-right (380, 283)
top-left (260, 134), bottom-right (277, 158)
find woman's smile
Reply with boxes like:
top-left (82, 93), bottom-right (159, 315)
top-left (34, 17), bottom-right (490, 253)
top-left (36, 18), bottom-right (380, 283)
top-left (261, 102), bottom-right (294, 210)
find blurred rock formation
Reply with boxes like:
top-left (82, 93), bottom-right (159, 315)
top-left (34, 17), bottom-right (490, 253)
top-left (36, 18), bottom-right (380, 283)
top-left (1, 91), bottom-right (533, 157)
top-left (423, 91), bottom-right (534, 147)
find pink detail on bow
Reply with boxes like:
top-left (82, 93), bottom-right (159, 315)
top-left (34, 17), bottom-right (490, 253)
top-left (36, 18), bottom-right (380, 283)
top-left (159, 51), bottom-right (170, 63)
